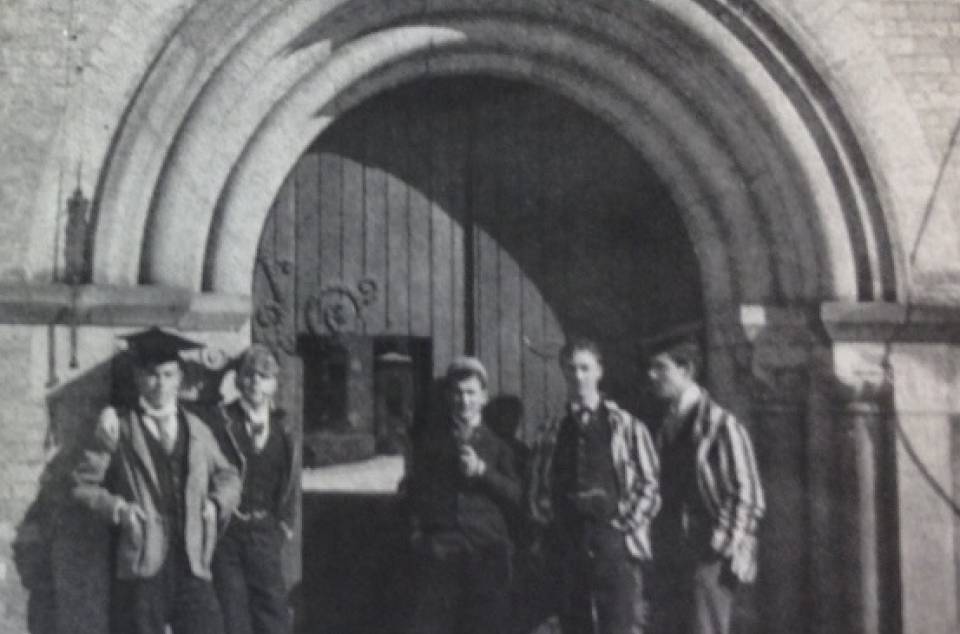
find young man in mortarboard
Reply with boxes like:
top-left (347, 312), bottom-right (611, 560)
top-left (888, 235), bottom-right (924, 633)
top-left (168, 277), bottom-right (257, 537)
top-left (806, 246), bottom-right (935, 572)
top-left (643, 330), bottom-right (765, 634)
top-left (207, 344), bottom-right (296, 634)
top-left (403, 356), bottom-right (521, 634)
top-left (72, 327), bottom-right (241, 634)
top-left (527, 338), bottom-right (660, 634)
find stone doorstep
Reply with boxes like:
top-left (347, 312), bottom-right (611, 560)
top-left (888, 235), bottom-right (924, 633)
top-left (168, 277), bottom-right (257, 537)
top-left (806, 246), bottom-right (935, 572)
top-left (0, 283), bottom-right (250, 330)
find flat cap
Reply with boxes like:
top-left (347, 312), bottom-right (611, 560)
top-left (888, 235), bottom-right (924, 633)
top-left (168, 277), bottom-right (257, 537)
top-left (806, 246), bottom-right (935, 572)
top-left (445, 355), bottom-right (489, 386)
top-left (121, 326), bottom-right (203, 367)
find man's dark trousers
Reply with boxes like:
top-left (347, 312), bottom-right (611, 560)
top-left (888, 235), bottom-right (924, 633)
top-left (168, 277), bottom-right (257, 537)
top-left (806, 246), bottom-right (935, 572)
top-left (410, 533), bottom-right (511, 634)
top-left (212, 518), bottom-right (289, 634)
top-left (651, 544), bottom-right (736, 634)
top-left (550, 522), bottom-right (644, 634)
top-left (111, 546), bottom-right (224, 634)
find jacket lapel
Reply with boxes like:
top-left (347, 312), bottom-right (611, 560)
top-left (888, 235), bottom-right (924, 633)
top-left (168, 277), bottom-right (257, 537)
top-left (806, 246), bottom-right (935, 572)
top-left (126, 409), bottom-right (162, 496)
top-left (221, 402), bottom-right (247, 473)
top-left (184, 411), bottom-right (208, 496)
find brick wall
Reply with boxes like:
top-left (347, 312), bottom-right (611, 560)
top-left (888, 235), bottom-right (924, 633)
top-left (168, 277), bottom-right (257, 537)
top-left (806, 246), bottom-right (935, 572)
top-left (0, 0), bottom-right (119, 282)
top-left (852, 0), bottom-right (960, 157)
top-left (0, 1), bottom-right (959, 633)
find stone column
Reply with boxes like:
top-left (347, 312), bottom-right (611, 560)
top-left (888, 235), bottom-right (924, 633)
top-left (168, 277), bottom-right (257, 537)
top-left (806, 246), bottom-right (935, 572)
top-left (821, 302), bottom-right (960, 634)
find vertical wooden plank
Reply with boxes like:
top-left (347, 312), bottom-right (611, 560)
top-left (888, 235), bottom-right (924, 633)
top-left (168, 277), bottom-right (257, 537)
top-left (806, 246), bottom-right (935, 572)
top-left (451, 212), bottom-right (466, 363)
top-left (318, 148), bottom-right (343, 289)
top-left (475, 227), bottom-right (499, 395)
top-left (430, 110), bottom-right (455, 375)
top-left (496, 104), bottom-right (523, 401)
top-left (497, 248), bottom-right (523, 400)
top-left (295, 152), bottom-right (321, 334)
top-left (363, 111), bottom-right (388, 335)
top-left (471, 100), bottom-right (500, 395)
top-left (341, 138), bottom-right (365, 292)
top-left (537, 97), bottom-right (569, 419)
top-left (516, 101), bottom-right (549, 435)
top-left (449, 106), bottom-right (468, 365)
top-left (408, 113), bottom-right (433, 338)
top-left (544, 305), bottom-right (567, 420)
top-left (270, 172), bottom-right (302, 589)
top-left (385, 101), bottom-right (410, 335)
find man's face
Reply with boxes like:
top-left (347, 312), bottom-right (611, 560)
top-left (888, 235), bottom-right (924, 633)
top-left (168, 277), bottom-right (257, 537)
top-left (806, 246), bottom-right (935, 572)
top-left (561, 349), bottom-right (603, 400)
top-left (448, 376), bottom-right (488, 423)
top-left (237, 367), bottom-right (278, 408)
top-left (136, 360), bottom-right (183, 409)
top-left (647, 352), bottom-right (693, 402)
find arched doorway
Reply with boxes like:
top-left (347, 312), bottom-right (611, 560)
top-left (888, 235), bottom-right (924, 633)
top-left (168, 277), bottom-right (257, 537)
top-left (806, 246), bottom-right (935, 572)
top-left (254, 75), bottom-right (702, 632)
top-left (75, 2), bottom-right (918, 633)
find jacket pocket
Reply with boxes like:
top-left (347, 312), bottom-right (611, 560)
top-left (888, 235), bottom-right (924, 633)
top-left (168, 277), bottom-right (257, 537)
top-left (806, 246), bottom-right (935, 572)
top-left (115, 511), bottom-right (145, 575)
top-left (139, 513), bottom-right (167, 576)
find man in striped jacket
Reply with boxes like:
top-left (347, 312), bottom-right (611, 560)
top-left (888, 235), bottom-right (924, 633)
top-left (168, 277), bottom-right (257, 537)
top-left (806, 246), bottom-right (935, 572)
top-left (645, 334), bottom-right (764, 634)
top-left (528, 338), bottom-right (660, 634)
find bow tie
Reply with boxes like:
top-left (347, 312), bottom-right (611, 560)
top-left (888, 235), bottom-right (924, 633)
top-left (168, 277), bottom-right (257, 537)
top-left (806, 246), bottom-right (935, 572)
top-left (572, 406), bottom-right (596, 429)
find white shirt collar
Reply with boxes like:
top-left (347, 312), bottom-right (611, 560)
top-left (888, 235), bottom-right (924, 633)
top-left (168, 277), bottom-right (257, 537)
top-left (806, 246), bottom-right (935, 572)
top-left (571, 392), bottom-right (602, 414)
top-left (139, 397), bottom-right (177, 420)
top-left (239, 399), bottom-right (270, 428)
top-left (673, 384), bottom-right (702, 419)
top-left (138, 397), bottom-right (178, 444)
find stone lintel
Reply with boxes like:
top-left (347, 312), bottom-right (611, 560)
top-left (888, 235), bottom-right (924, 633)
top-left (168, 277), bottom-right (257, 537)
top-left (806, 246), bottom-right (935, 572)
top-left (821, 301), bottom-right (960, 344)
top-left (0, 283), bottom-right (251, 331)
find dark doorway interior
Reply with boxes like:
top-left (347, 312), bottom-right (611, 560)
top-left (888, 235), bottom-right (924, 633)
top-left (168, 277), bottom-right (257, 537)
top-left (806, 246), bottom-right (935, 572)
top-left (253, 75), bottom-right (702, 633)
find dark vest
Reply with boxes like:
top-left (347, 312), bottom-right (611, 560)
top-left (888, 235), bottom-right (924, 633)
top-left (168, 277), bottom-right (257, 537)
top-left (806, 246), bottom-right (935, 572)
top-left (552, 406), bottom-right (620, 523)
top-left (142, 415), bottom-right (189, 545)
top-left (236, 423), bottom-right (287, 515)
top-left (657, 407), bottom-right (710, 547)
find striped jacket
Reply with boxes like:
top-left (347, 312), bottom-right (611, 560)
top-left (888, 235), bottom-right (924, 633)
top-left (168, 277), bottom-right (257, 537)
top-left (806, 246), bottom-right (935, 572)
top-left (659, 390), bottom-right (765, 579)
top-left (528, 399), bottom-right (660, 560)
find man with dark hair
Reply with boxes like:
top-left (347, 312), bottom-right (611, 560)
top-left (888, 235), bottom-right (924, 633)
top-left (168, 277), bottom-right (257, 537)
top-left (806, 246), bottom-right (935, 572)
top-left (644, 331), bottom-right (765, 634)
top-left (404, 356), bottom-right (521, 634)
top-left (208, 344), bottom-right (296, 634)
top-left (73, 327), bottom-right (241, 634)
top-left (529, 338), bottom-right (660, 634)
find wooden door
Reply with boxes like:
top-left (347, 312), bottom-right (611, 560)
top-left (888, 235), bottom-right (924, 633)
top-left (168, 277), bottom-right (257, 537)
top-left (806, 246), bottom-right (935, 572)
top-left (252, 76), bottom-right (701, 630)
top-left (254, 76), bottom-right (699, 433)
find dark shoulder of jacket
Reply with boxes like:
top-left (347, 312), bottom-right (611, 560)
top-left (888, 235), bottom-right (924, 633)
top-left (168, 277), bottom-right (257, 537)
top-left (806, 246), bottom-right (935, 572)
top-left (271, 407), bottom-right (295, 437)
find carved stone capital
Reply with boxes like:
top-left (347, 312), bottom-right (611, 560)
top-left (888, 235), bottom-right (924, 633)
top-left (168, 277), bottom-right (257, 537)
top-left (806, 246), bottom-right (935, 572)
top-left (815, 343), bottom-right (892, 411)
top-left (720, 305), bottom-right (816, 408)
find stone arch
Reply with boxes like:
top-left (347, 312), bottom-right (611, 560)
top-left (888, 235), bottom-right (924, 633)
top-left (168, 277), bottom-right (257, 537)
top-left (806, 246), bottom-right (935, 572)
top-left (34, 0), bottom-right (918, 305)
top-left (25, 0), bottom-right (928, 300)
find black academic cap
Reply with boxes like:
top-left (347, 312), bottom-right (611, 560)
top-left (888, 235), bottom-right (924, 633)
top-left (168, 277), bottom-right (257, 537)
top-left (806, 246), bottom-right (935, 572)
top-left (639, 321), bottom-right (704, 360)
top-left (121, 326), bottom-right (203, 367)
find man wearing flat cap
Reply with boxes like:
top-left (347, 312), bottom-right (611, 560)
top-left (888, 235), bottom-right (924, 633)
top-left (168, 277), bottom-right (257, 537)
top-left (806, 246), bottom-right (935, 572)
top-left (72, 327), bottom-right (241, 634)
top-left (528, 337), bottom-right (660, 634)
top-left (643, 329), bottom-right (764, 634)
top-left (207, 344), bottom-right (296, 634)
top-left (403, 356), bottom-right (521, 634)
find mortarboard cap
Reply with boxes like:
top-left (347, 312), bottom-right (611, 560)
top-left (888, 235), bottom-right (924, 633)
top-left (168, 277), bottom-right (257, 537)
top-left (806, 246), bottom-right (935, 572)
top-left (121, 326), bottom-right (204, 367)
top-left (639, 320), bottom-right (704, 359)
